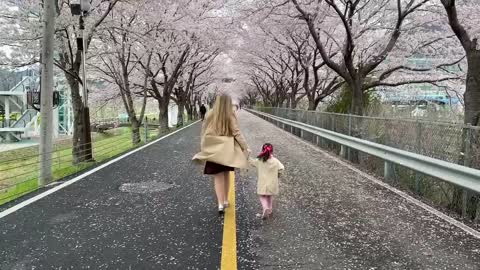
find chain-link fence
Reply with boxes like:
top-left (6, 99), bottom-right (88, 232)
top-left (258, 107), bottom-right (480, 169)
top-left (255, 107), bottom-right (480, 220)
top-left (0, 118), bottom-right (195, 206)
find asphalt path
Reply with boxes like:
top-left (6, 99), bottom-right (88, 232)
top-left (0, 122), bottom-right (224, 269)
top-left (1, 111), bottom-right (480, 270)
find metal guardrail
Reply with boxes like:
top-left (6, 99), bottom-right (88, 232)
top-left (247, 109), bottom-right (480, 194)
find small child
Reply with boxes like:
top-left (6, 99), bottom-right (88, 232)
top-left (249, 143), bottom-right (285, 220)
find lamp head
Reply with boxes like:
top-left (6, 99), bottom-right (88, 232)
top-left (70, 0), bottom-right (91, 16)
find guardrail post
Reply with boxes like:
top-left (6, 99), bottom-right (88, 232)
top-left (330, 114), bottom-right (335, 149)
top-left (340, 145), bottom-right (347, 158)
top-left (300, 112), bottom-right (305, 138)
top-left (415, 120), bottom-right (423, 194)
top-left (332, 113), bottom-right (336, 132)
top-left (384, 161), bottom-right (395, 182)
top-left (462, 124), bottom-right (472, 217)
top-left (347, 114), bottom-right (352, 161)
top-left (294, 111), bottom-right (298, 136)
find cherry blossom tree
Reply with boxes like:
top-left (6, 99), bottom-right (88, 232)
top-left (437, 0), bottom-right (480, 220)
top-left (232, 1), bottom-right (343, 110)
top-left (241, 87), bottom-right (260, 106)
top-left (172, 44), bottom-right (218, 126)
top-left (290, 0), bottom-right (462, 116)
top-left (270, 27), bottom-right (343, 110)
top-left (0, 0), bottom-right (120, 163)
top-left (440, 0), bottom-right (480, 126)
top-left (91, 2), bottom-right (153, 144)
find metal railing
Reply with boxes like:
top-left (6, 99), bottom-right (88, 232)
top-left (248, 109), bottom-right (480, 194)
top-left (254, 107), bottom-right (480, 170)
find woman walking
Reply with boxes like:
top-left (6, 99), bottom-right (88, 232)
top-left (193, 95), bottom-right (250, 214)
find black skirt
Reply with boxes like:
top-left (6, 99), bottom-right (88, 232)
top-left (204, 161), bottom-right (234, 175)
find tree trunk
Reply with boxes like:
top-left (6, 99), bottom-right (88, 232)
top-left (187, 104), bottom-right (194, 121)
top-left (195, 98), bottom-right (201, 118)
top-left (349, 79), bottom-right (364, 163)
top-left (67, 78), bottom-right (89, 164)
top-left (185, 98), bottom-right (194, 121)
top-left (158, 101), bottom-right (169, 132)
top-left (351, 81), bottom-right (364, 116)
top-left (191, 104), bottom-right (197, 120)
top-left (286, 96), bottom-right (291, 108)
top-left (464, 52), bottom-right (480, 126)
top-left (131, 119), bottom-right (141, 145)
top-left (459, 51), bottom-right (480, 219)
top-left (308, 98), bottom-right (316, 111)
top-left (249, 97), bottom-right (256, 106)
top-left (177, 102), bottom-right (185, 127)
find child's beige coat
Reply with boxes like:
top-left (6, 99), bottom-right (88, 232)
top-left (249, 157), bottom-right (284, 195)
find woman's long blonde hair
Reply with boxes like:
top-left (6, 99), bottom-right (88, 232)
top-left (208, 95), bottom-right (234, 136)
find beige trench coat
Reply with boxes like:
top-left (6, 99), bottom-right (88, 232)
top-left (249, 157), bottom-right (284, 195)
top-left (192, 112), bottom-right (249, 169)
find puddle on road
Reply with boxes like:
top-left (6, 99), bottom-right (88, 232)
top-left (119, 181), bottom-right (178, 194)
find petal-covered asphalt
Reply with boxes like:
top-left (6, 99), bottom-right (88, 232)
top-left (237, 111), bottom-right (480, 270)
top-left (0, 123), bottom-right (223, 269)
top-left (0, 111), bottom-right (479, 270)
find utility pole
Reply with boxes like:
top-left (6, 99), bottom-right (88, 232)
top-left (39, 0), bottom-right (56, 185)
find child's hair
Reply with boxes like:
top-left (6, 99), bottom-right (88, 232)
top-left (257, 143), bottom-right (273, 162)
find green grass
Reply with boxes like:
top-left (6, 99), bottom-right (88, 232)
top-left (0, 122), bottom-right (193, 206)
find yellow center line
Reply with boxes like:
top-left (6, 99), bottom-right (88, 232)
top-left (221, 172), bottom-right (237, 270)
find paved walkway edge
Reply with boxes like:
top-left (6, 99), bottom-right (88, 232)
top-left (0, 121), bottom-right (200, 220)
top-left (221, 172), bottom-right (237, 270)
top-left (324, 150), bottom-right (480, 239)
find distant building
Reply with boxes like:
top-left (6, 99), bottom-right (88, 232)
top-left (376, 54), bottom-right (464, 109)
top-left (0, 68), bottom-right (74, 142)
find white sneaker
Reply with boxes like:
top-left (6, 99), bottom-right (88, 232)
top-left (224, 201), bottom-right (229, 208)
top-left (218, 205), bottom-right (225, 215)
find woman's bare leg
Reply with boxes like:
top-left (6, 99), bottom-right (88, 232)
top-left (214, 173), bottom-right (225, 206)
